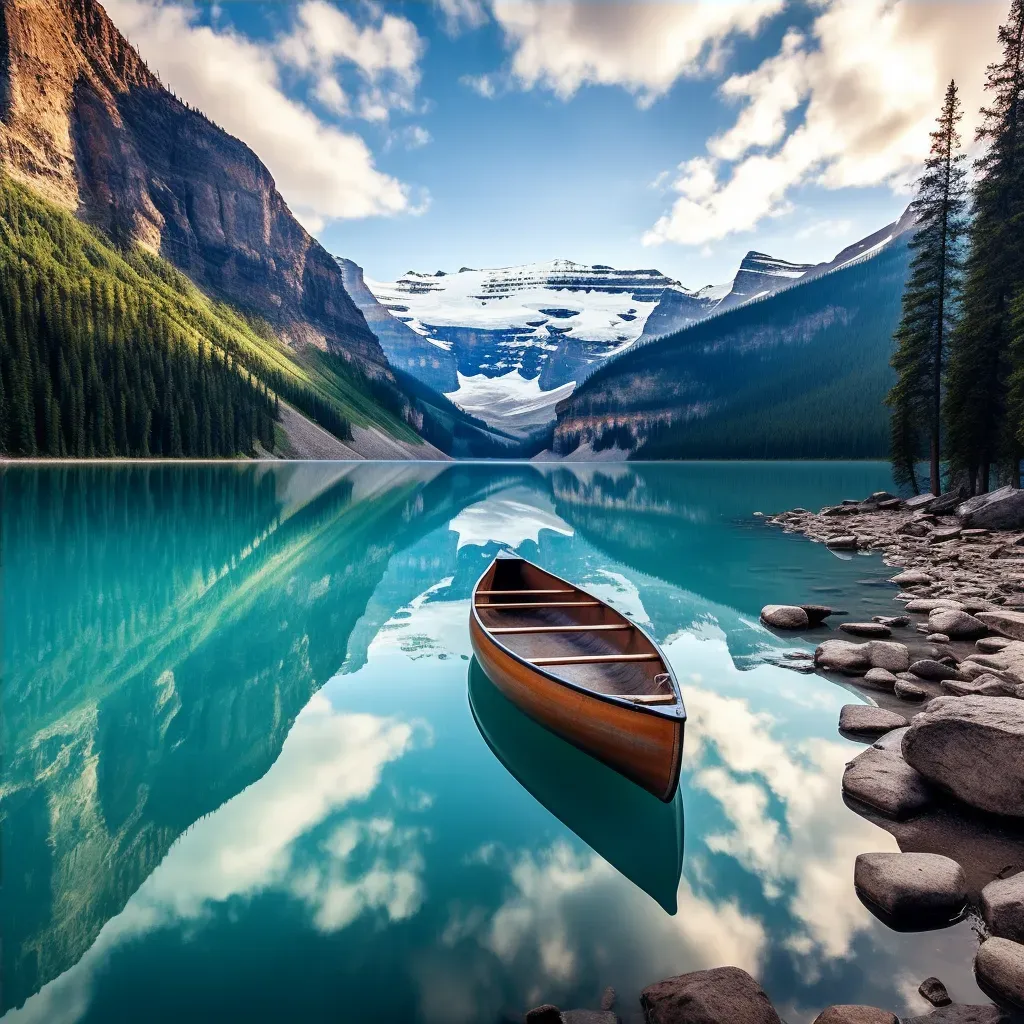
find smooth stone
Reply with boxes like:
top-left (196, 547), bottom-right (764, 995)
top-left (906, 599), bottom-right (967, 613)
top-left (978, 637), bottom-right (1014, 653)
top-left (854, 851), bottom-right (967, 924)
top-left (873, 726), bottom-right (910, 752)
top-left (982, 872), bottom-right (1024, 943)
top-left (865, 640), bottom-right (911, 673)
top-left (843, 747), bottom-right (931, 819)
top-left (929, 608), bottom-right (990, 639)
top-left (640, 966), bottom-right (783, 1024)
top-left (801, 603), bottom-right (835, 626)
top-left (816, 639), bottom-right (871, 675)
top-left (928, 634), bottom-right (952, 643)
top-left (976, 678), bottom-right (1024, 699)
top-left (761, 604), bottom-right (810, 629)
top-left (811, 1007), bottom-right (898, 1024)
top-left (920, 978), bottom-right (953, 1007)
top-left (896, 678), bottom-right (929, 702)
top-left (888, 569), bottom-right (937, 585)
top-left (903, 1007), bottom-right (1009, 1024)
top-left (978, 611), bottom-right (1024, 642)
top-left (910, 660), bottom-right (964, 682)
top-left (975, 937), bottom-right (1024, 1010)
top-left (827, 535), bottom-right (859, 550)
top-left (875, 615), bottom-right (912, 628)
top-left (902, 696), bottom-right (1024, 817)
top-left (958, 486), bottom-right (1024, 530)
top-left (962, 643), bottom-right (1024, 687)
top-left (526, 1006), bottom-right (563, 1024)
top-left (864, 668), bottom-right (898, 691)
top-left (904, 494), bottom-right (938, 511)
top-left (841, 622), bottom-right (893, 638)
top-left (840, 705), bottom-right (909, 738)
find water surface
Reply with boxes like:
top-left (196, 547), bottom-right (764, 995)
top-left (1, 462), bottom-right (986, 1023)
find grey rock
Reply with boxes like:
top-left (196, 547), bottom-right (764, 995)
top-left (962, 643), bottom-right (1024, 687)
top-left (761, 605), bottom-right (810, 629)
top-left (976, 678), bottom-right (1024, 699)
top-left (526, 1006), bottom-right (563, 1024)
top-left (841, 622), bottom-right (893, 638)
top-left (864, 668), bottom-right (898, 691)
top-left (854, 851), bottom-right (967, 923)
top-left (823, 505), bottom-right (859, 517)
top-left (801, 604), bottom-right (835, 626)
top-left (978, 611), bottom-right (1024, 642)
top-left (982, 872), bottom-right (1024, 943)
top-left (905, 494), bottom-right (939, 511)
top-left (640, 966), bottom-right (783, 1024)
top-left (902, 1007), bottom-right (1009, 1024)
top-left (958, 486), bottom-right (1024, 530)
top-left (930, 527), bottom-right (964, 544)
top-left (840, 705), bottom-right (909, 738)
top-left (931, 490), bottom-right (969, 514)
top-left (896, 678), bottom-right (929, 702)
top-left (928, 634), bottom-right (952, 643)
top-left (979, 637), bottom-right (1014, 653)
top-left (874, 726), bottom-right (910, 751)
top-left (929, 608), bottom-right (990, 639)
top-left (879, 498), bottom-right (904, 510)
top-left (843, 747), bottom-right (931, 819)
top-left (866, 640), bottom-right (912, 673)
top-left (975, 936), bottom-right (1024, 1010)
top-left (902, 696), bottom-right (1024, 816)
top-left (872, 491), bottom-right (898, 502)
top-left (785, 650), bottom-right (815, 660)
top-left (911, 660), bottom-right (965, 682)
top-left (875, 615), bottom-right (912, 628)
top-left (906, 599), bottom-right (967, 613)
top-left (811, 1008), bottom-right (897, 1024)
top-left (827, 535), bottom-right (860, 550)
top-left (919, 977), bottom-right (953, 1007)
top-left (816, 639), bottom-right (871, 675)
top-left (600, 988), bottom-right (616, 1012)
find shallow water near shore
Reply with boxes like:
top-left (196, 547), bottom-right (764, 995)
top-left (1, 461), bottom-right (991, 1023)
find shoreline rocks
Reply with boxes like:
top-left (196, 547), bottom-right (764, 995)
top-left (640, 966), bottom-right (783, 1024)
top-left (839, 705), bottom-right (909, 738)
top-left (975, 937), bottom-right (1024, 1011)
top-left (854, 851), bottom-right (967, 926)
top-left (843, 747), bottom-right (931, 820)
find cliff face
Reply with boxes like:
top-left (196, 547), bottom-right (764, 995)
top-left (0, 0), bottom-right (385, 368)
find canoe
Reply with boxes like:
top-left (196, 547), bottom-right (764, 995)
top-left (468, 659), bottom-right (684, 912)
top-left (469, 553), bottom-right (685, 802)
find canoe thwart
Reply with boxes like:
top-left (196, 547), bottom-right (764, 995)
top-left (527, 653), bottom-right (662, 666)
top-left (476, 600), bottom-right (601, 610)
top-left (621, 693), bottom-right (677, 705)
top-left (476, 589), bottom-right (575, 596)
top-left (489, 624), bottom-right (633, 635)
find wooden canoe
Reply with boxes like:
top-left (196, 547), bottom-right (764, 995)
top-left (469, 553), bottom-right (685, 802)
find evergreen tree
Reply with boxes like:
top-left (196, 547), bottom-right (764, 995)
top-left (945, 0), bottom-right (1024, 491)
top-left (887, 80), bottom-right (968, 494)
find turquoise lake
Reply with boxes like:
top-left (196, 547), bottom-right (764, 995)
top-left (1, 461), bottom-right (989, 1023)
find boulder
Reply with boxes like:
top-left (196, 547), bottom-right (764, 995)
top-left (977, 678), bottom-right (1024, 699)
top-left (905, 494), bottom-right (938, 511)
top-left (526, 1007), bottom-right (563, 1024)
top-left (854, 851), bottom-right (967, 924)
top-left (919, 978), bottom-right (952, 1007)
top-left (978, 611), bottom-right (1024, 642)
top-left (562, 1013), bottom-right (618, 1024)
top-left (961, 643), bottom-right (1024, 687)
top-left (874, 726), bottom-right (910, 752)
top-left (840, 705), bottom-right (909, 738)
top-left (931, 490), bottom-right (968, 514)
top-left (872, 491), bottom-right (898, 502)
top-left (928, 634), bottom-right (952, 643)
top-left (906, 599), bottom-right (967, 613)
top-left (902, 696), bottom-right (1024, 816)
top-left (875, 615), bottom-right (912, 628)
top-left (982, 872), bottom-right (1024, 943)
top-left (816, 640), bottom-right (871, 675)
top-left (910, 660), bottom-right (964, 682)
top-left (864, 668), bottom-right (898, 691)
top-left (879, 498), bottom-right (904, 510)
top-left (841, 622), bottom-right (892, 638)
top-left (600, 989), bottom-right (616, 1012)
top-left (843, 747), bottom-right (931, 819)
top-left (811, 1008), bottom-right (897, 1024)
top-left (958, 486), bottom-right (1024, 530)
top-left (896, 678), bottom-right (929, 702)
top-left (979, 637), bottom-right (1014, 653)
top-left (801, 604), bottom-right (835, 626)
top-left (827, 535), bottom-right (859, 550)
top-left (929, 609), bottom-right (990, 640)
top-left (903, 1006), bottom-right (1009, 1024)
top-left (761, 605), bottom-right (810, 629)
top-left (929, 527), bottom-right (964, 544)
top-left (640, 966), bottom-right (783, 1024)
top-left (866, 641), bottom-right (912, 673)
top-left (975, 937), bottom-right (1024, 1010)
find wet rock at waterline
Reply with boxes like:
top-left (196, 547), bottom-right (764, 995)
top-left (640, 966), bottom-right (783, 1024)
top-left (801, 604), bottom-right (835, 626)
top-left (982, 873), bottom-right (1024, 944)
top-left (902, 697), bottom-right (1024, 817)
top-left (910, 660), bottom-right (965, 683)
top-left (919, 978), bottom-right (952, 1007)
top-left (816, 640), bottom-right (871, 674)
top-left (896, 678), bottom-right (929, 702)
top-left (854, 851), bottom-right (967, 926)
top-left (760, 605), bottom-right (810, 629)
top-left (840, 705), bottom-right (909, 739)
top-left (978, 637), bottom-right (1014, 654)
top-left (928, 609), bottom-right (990, 640)
top-left (843, 748), bottom-right (931, 820)
top-left (974, 937), bottom-right (1024, 1011)
top-left (864, 668), bottom-right (899, 691)
top-left (841, 622), bottom-right (893, 638)
top-left (961, 643), bottom-right (1024, 687)
top-left (891, 569), bottom-right (935, 586)
top-left (873, 726), bottom-right (910, 752)
top-left (865, 641), bottom-right (911, 673)
top-left (811, 1007), bottom-right (898, 1024)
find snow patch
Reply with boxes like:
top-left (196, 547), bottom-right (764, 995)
top-left (445, 370), bottom-right (576, 433)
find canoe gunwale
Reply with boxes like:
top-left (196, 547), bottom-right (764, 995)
top-left (470, 557), bottom-right (686, 725)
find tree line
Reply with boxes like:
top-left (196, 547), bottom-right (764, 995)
top-left (889, 0), bottom-right (1024, 493)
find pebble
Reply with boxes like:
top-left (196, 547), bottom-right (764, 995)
top-left (891, 569), bottom-right (935, 586)
top-left (919, 978), bottom-right (952, 1007)
top-left (895, 678), bottom-right (929, 702)
top-left (863, 667), bottom-right (898, 691)
top-left (875, 615), bottom-right (912, 627)
top-left (928, 633), bottom-right (952, 643)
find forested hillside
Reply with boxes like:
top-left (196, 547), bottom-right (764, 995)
top-left (553, 237), bottom-right (913, 460)
top-left (0, 176), bottom-right (422, 457)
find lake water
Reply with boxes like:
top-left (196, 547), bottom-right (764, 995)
top-left (1, 461), bottom-right (988, 1023)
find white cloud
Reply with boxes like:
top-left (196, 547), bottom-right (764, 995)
top-left (435, 0), bottom-right (490, 35)
top-left (644, 0), bottom-right (1005, 246)
top-left (488, 0), bottom-right (785, 105)
top-left (105, 0), bottom-right (417, 227)
top-left (461, 72), bottom-right (501, 99)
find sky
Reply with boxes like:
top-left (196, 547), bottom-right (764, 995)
top-left (105, 0), bottom-right (1008, 288)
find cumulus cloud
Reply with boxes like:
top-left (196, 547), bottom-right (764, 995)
top-left (488, 0), bottom-right (785, 105)
top-left (105, 0), bottom-right (419, 228)
top-left (644, 0), bottom-right (1005, 246)
top-left (435, 0), bottom-right (490, 35)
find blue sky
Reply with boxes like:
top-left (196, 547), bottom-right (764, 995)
top-left (108, 0), bottom-right (1006, 287)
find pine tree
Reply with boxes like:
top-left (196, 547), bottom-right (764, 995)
top-left (887, 80), bottom-right (968, 494)
top-left (946, 0), bottom-right (1024, 491)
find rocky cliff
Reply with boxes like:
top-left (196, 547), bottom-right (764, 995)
top-left (0, 0), bottom-right (384, 369)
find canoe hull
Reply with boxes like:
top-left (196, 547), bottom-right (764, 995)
top-left (470, 615), bottom-right (683, 802)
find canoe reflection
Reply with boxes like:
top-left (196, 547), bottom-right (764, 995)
top-left (469, 658), bottom-right (684, 914)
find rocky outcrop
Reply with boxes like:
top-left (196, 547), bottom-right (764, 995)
top-left (0, 0), bottom-right (384, 370)
top-left (958, 488), bottom-right (1024, 531)
top-left (640, 967), bottom-right (783, 1024)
